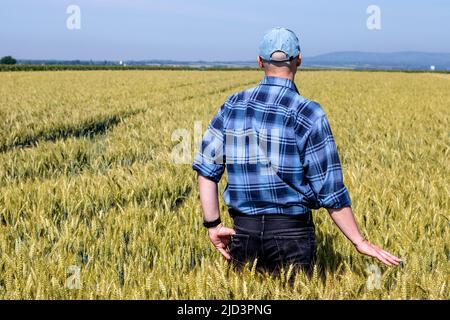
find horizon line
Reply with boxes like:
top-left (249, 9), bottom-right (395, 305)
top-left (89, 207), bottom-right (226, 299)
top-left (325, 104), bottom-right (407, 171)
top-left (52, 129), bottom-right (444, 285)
top-left (8, 50), bottom-right (450, 63)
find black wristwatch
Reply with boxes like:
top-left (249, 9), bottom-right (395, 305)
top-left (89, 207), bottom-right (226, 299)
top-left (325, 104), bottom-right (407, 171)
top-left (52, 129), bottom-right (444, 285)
top-left (203, 217), bottom-right (222, 228)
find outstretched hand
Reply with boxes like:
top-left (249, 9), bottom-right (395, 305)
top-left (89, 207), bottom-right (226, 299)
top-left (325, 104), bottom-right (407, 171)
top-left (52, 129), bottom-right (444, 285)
top-left (327, 206), bottom-right (402, 267)
top-left (208, 224), bottom-right (236, 260)
top-left (355, 239), bottom-right (402, 266)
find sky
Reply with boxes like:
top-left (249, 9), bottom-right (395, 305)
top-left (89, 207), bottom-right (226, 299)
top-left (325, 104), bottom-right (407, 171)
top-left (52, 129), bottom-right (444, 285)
top-left (1, 0), bottom-right (449, 61)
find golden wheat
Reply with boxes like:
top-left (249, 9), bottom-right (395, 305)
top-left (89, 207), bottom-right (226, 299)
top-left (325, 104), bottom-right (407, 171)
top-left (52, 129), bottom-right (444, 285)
top-left (0, 70), bottom-right (448, 299)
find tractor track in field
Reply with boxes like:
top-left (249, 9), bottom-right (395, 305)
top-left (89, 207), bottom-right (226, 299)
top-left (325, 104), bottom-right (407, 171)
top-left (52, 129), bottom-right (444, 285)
top-left (0, 78), bottom-right (257, 155)
top-left (0, 109), bottom-right (144, 154)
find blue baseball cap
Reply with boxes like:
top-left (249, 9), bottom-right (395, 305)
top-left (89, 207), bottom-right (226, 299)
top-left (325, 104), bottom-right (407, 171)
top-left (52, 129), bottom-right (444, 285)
top-left (259, 27), bottom-right (301, 62)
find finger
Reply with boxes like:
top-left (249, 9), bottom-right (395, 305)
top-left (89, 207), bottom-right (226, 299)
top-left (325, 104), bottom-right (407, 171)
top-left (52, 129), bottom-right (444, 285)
top-left (383, 250), bottom-right (402, 262)
top-left (386, 256), bottom-right (401, 265)
top-left (381, 251), bottom-right (401, 265)
top-left (222, 238), bottom-right (231, 247)
top-left (217, 247), bottom-right (231, 260)
top-left (361, 243), bottom-right (396, 266)
top-left (377, 249), bottom-right (391, 260)
top-left (378, 250), bottom-right (399, 265)
top-left (378, 256), bottom-right (392, 266)
top-left (370, 247), bottom-right (391, 265)
top-left (374, 248), bottom-right (393, 261)
top-left (377, 248), bottom-right (402, 265)
top-left (375, 252), bottom-right (393, 266)
top-left (217, 227), bottom-right (236, 237)
top-left (370, 243), bottom-right (401, 265)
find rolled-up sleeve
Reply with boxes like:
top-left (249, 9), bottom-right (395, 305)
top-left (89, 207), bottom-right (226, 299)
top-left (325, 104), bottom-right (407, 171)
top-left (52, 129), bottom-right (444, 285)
top-left (192, 104), bottom-right (226, 183)
top-left (302, 114), bottom-right (352, 209)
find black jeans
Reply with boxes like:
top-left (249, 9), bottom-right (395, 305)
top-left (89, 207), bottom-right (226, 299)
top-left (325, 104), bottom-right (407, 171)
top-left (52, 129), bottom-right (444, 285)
top-left (228, 209), bottom-right (316, 280)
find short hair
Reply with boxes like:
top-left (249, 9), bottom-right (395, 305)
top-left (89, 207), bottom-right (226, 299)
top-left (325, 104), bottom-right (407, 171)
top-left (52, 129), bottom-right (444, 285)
top-left (262, 51), bottom-right (297, 69)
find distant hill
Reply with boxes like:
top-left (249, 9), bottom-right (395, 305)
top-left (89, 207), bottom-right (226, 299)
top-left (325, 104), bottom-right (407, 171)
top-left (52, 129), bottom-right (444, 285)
top-left (303, 51), bottom-right (450, 70)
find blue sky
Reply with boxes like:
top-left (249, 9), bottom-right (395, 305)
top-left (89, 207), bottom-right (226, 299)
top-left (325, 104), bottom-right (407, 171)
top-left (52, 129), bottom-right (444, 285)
top-left (1, 0), bottom-right (449, 60)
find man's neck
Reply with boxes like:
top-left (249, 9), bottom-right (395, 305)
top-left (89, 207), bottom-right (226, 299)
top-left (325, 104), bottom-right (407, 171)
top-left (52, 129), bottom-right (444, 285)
top-left (264, 72), bottom-right (295, 82)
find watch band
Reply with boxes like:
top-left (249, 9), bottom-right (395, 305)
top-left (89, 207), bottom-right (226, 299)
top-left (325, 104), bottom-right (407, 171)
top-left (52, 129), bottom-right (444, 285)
top-left (203, 217), bottom-right (221, 228)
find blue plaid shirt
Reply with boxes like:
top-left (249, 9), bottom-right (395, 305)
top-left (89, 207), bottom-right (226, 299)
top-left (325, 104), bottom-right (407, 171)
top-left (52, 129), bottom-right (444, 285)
top-left (193, 76), bottom-right (352, 215)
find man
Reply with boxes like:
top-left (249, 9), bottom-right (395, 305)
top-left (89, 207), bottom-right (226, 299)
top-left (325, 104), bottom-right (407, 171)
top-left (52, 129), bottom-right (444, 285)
top-left (192, 27), bottom-right (401, 277)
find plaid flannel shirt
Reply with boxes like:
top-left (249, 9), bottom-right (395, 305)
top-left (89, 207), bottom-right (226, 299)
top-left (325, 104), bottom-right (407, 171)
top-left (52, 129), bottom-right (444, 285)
top-left (192, 76), bottom-right (352, 215)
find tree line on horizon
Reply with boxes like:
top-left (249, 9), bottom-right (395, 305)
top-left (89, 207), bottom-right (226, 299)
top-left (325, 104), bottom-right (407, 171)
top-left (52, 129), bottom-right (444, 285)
top-left (0, 56), bottom-right (17, 65)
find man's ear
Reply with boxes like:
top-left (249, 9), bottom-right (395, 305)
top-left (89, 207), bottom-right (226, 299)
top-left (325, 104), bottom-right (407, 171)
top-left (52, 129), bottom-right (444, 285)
top-left (296, 53), bottom-right (302, 67)
top-left (257, 56), bottom-right (264, 68)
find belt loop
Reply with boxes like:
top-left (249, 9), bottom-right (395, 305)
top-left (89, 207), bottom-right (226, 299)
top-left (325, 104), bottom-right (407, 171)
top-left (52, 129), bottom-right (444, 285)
top-left (261, 215), bottom-right (265, 237)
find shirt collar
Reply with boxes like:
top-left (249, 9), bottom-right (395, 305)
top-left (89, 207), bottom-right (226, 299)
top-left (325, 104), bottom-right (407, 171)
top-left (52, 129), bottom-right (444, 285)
top-left (259, 76), bottom-right (299, 94)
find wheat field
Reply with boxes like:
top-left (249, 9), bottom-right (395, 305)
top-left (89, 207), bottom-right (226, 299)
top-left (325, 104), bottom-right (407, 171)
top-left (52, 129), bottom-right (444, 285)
top-left (0, 70), bottom-right (448, 299)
